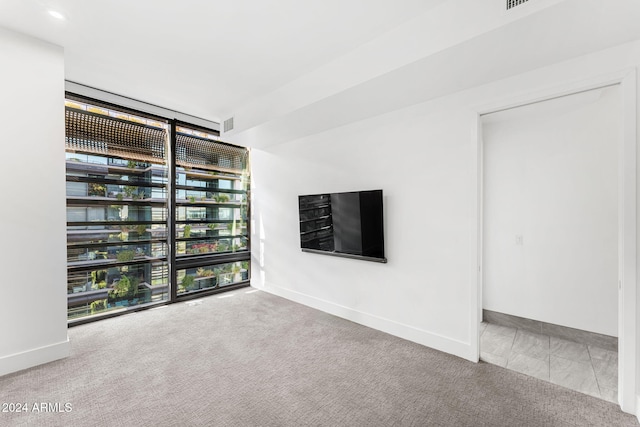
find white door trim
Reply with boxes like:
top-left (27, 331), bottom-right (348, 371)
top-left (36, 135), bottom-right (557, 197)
top-left (472, 68), bottom-right (637, 415)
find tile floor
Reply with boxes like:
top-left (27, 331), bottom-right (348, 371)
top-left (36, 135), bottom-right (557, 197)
top-left (480, 322), bottom-right (618, 403)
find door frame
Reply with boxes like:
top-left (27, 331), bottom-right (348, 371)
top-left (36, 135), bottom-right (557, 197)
top-left (472, 69), bottom-right (637, 414)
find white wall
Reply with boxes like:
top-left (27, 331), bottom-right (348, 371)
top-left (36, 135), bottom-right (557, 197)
top-left (251, 102), bottom-right (478, 357)
top-left (482, 86), bottom-right (620, 336)
top-left (0, 27), bottom-right (69, 376)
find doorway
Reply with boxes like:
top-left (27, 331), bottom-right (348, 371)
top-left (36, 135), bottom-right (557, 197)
top-left (475, 72), bottom-right (637, 415)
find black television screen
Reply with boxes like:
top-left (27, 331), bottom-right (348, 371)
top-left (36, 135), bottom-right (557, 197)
top-left (298, 189), bottom-right (386, 263)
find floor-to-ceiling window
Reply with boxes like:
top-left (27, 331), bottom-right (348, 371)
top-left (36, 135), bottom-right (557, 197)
top-left (65, 95), bottom-right (250, 322)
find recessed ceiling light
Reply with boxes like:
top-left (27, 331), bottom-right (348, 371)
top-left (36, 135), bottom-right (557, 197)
top-left (48, 10), bottom-right (65, 20)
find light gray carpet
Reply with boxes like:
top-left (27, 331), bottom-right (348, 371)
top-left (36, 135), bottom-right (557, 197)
top-left (1, 289), bottom-right (637, 427)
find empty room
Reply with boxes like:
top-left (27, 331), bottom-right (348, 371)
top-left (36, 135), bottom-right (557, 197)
top-left (1, 0), bottom-right (640, 425)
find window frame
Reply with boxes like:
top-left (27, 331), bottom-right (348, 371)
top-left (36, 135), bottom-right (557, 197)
top-left (65, 93), bottom-right (250, 326)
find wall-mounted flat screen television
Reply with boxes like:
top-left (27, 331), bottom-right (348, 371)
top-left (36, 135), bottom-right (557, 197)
top-left (298, 189), bottom-right (386, 263)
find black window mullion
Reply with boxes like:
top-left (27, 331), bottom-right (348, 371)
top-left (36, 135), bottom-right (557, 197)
top-left (67, 220), bottom-right (167, 227)
top-left (66, 175), bottom-right (168, 189)
top-left (169, 120), bottom-right (178, 303)
top-left (175, 251), bottom-right (250, 270)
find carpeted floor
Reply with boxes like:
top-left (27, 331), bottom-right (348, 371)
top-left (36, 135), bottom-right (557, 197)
top-left (1, 289), bottom-right (638, 426)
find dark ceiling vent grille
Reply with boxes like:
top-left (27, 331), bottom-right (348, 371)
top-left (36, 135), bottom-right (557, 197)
top-left (223, 117), bottom-right (234, 133)
top-left (507, 0), bottom-right (529, 10)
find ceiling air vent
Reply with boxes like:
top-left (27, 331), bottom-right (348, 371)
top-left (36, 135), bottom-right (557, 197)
top-left (507, 0), bottom-right (529, 10)
top-left (223, 117), bottom-right (234, 133)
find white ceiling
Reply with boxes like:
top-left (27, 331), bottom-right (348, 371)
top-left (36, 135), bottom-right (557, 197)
top-left (0, 0), bottom-right (443, 122)
top-left (1, 0), bottom-right (640, 148)
top-left (223, 0), bottom-right (640, 147)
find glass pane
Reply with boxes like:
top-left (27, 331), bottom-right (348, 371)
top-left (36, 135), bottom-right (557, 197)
top-left (175, 205), bottom-right (243, 222)
top-left (67, 262), bottom-right (169, 319)
top-left (177, 236), bottom-right (248, 256)
top-left (174, 131), bottom-right (249, 265)
top-left (66, 104), bottom-right (169, 321)
top-left (67, 223), bottom-right (167, 245)
top-left (177, 261), bottom-right (249, 295)
top-left (67, 242), bottom-right (167, 264)
top-left (66, 205), bottom-right (166, 223)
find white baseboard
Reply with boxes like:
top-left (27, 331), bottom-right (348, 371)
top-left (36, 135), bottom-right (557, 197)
top-left (0, 338), bottom-right (70, 377)
top-left (261, 282), bottom-right (474, 361)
